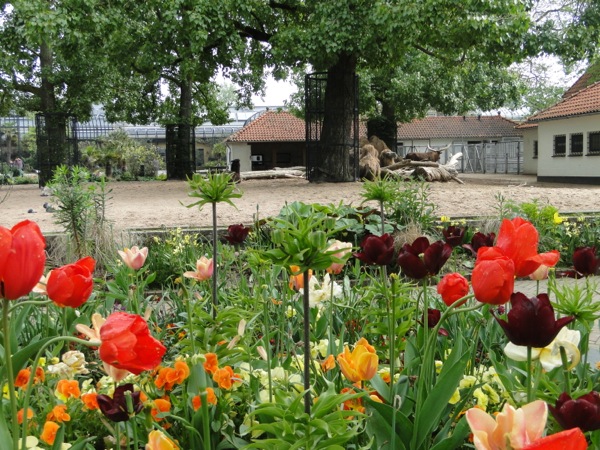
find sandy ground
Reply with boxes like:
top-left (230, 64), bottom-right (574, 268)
top-left (1, 173), bottom-right (600, 234)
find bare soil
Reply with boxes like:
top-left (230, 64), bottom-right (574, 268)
top-left (2, 173), bottom-right (600, 234)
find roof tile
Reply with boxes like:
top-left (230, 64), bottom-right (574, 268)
top-left (527, 81), bottom-right (600, 122)
top-left (227, 110), bottom-right (305, 142)
top-left (396, 115), bottom-right (521, 140)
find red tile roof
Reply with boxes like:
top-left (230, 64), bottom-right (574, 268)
top-left (527, 81), bottom-right (600, 122)
top-left (227, 110), bottom-right (305, 142)
top-left (396, 115), bottom-right (522, 140)
top-left (562, 61), bottom-right (600, 98)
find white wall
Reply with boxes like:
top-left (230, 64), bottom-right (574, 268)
top-left (537, 114), bottom-right (600, 178)
top-left (227, 143), bottom-right (252, 172)
top-left (520, 128), bottom-right (538, 175)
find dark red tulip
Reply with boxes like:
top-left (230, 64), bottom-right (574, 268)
top-left (354, 234), bottom-right (395, 266)
top-left (549, 391), bottom-right (600, 432)
top-left (425, 308), bottom-right (448, 336)
top-left (572, 246), bottom-right (600, 277)
top-left (397, 237), bottom-right (452, 279)
top-left (442, 225), bottom-right (467, 248)
top-left (97, 383), bottom-right (143, 422)
top-left (225, 224), bottom-right (251, 245)
top-left (493, 292), bottom-right (574, 348)
top-left (463, 231), bottom-right (495, 257)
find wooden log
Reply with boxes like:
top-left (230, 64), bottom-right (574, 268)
top-left (241, 168), bottom-right (306, 180)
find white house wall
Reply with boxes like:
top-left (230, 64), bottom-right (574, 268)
top-left (537, 114), bottom-right (600, 180)
top-left (227, 143), bottom-right (252, 172)
top-left (520, 128), bottom-right (538, 175)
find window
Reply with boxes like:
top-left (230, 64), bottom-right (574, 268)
top-left (533, 140), bottom-right (538, 159)
top-left (588, 131), bottom-right (600, 154)
top-left (570, 133), bottom-right (583, 156)
top-left (553, 135), bottom-right (566, 156)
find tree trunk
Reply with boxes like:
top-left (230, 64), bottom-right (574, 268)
top-left (37, 41), bottom-right (69, 186)
top-left (167, 78), bottom-right (195, 180)
top-left (312, 53), bottom-right (357, 182)
top-left (367, 100), bottom-right (397, 151)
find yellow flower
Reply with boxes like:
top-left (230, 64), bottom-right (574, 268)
top-left (337, 338), bottom-right (379, 383)
top-left (553, 212), bottom-right (564, 224)
top-left (449, 388), bottom-right (461, 405)
top-left (145, 430), bottom-right (179, 449)
top-left (440, 216), bottom-right (450, 222)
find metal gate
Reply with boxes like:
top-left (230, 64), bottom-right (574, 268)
top-left (305, 72), bottom-right (359, 181)
top-left (35, 113), bottom-right (79, 186)
top-left (165, 124), bottom-right (196, 179)
top-left (456, 141), bottom-right (522, 174)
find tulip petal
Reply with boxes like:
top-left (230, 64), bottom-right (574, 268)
top-left (504, 342), bottom-right (542, 361)
top-left (522, 427), bottom-right (587, 450)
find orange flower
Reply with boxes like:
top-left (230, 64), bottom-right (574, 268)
top-left (289, 265), bottom-right (312, 291)
top-left (151, 398), bottom-right (171, 421)
top-left (341, 387), bottom-right (365, 415)
top-left (40, 421), bottom-right (60, 445)
top-left (14, 368), bottom-right (31, 388)
top-left (203, 353), bottom-right (218, 375)
top-left (337, 337), bottom-right (379, 383)
top-left (81, 393), bottom-right (99, 410)
top-left (213, 366), bottom-right (240, 390)
top-left (56, 379), bottom-right (81, 400)
top-left (192, 387), bottom-right (217, 411)
top-left (321, 354), bottom-right (336, 372)
top-left (17, 408), bottom-right (34, 425)
top-left (169, 360), bottom-right (190, 385)
top-left (46, 404), bottom-right (70, 423)
top-left (34, 366), bottom-right (45, 384)
top-left (155, 367), bottom-right (176, 391)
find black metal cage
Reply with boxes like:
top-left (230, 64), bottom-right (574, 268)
top-left (35, 113), bottom-right (78, 186)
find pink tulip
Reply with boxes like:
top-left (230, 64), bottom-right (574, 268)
top-left (183, 256), bottom-right (214, 281)
top-left (118, 246), bottom-right (148, 270)
top-left (325, 240), bottom-right (353, 274)
top-left (466, 400), bottom-right (547, 450)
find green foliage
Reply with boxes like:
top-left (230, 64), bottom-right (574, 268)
top-left (186, 171), bottom-right (242, 210)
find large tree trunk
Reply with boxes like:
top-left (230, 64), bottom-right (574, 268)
top-left (37, 41), bottom-right (70, 186)
top-left (312, 53), bottom-right (357, 182)
top-left (367, 100), bottom-right (397, 151)
top-left (167, 78), bottom-right (196, 180)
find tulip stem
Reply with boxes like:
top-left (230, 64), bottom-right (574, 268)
top-left (184, 285), bottom-right (196, 357)
top-left (303, 269), bottom-right (311, 415)
top-left (201, 389), bottom-right (211, 450)
top-left (263, 287), bottom-right (273, 403)
top-left (211, 201), bottom-right (218, 320)
top-left (560, 345), bottom-right (571, 394)
top-left (2, 299), bottom-right (19, 450)
top-left (8, 299), bottom-right (52, 313)
top-left (526, 346), bottom-right (533, 403)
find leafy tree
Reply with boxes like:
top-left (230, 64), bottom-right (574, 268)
top-left (0, 0), bottom-right (113, 184)
top-left (99, 1), bottom-right (270, 179)
top-left (238, 0), bottom-right (599, 180)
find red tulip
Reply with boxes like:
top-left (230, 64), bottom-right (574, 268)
top-left (493, 292), bottom-right (574, 348)
top-left (397, 237), bottom-right (452, 279)
top-left (99, 312), bottom-right (166, 375)
top-left (495, 217), bottom-right (560, 277)
top-left (549, 391), bottom-right (600, 432)
top-left (354, 234), bottom-right (395, 266)
top-left (471, 247), bottom-right (515, 305)
top-left (0, 220), bottom-right (46, 300)
top-left (46, 257), bottom-right (95, 308)
top-left (522, 427), bottom-right (588, 450)
top-left (437, 272), bottom-right (469, 306)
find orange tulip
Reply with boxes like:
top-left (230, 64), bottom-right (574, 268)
top-left (146, 429), bottom-right (179, 450)
top-left (183, 256), bottom-right (214, 281)
top-left (289, 265), bottom-right (312, 291)
top-left (0, 220), bottom-right (46, 300)
top-left (321, 354), bottom-right (336, 372)
top-left (337, 337), bottom-right (379, 383)
top-left (118, 246), bottom-right (148, 270)
top-left (40, 421), bottom-right (60, 445)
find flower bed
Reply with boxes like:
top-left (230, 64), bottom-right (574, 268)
top-left (0, 174), bottom-right (598, 449)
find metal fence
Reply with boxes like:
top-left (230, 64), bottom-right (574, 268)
top-left (399, 141), bottom-right (523, 174)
